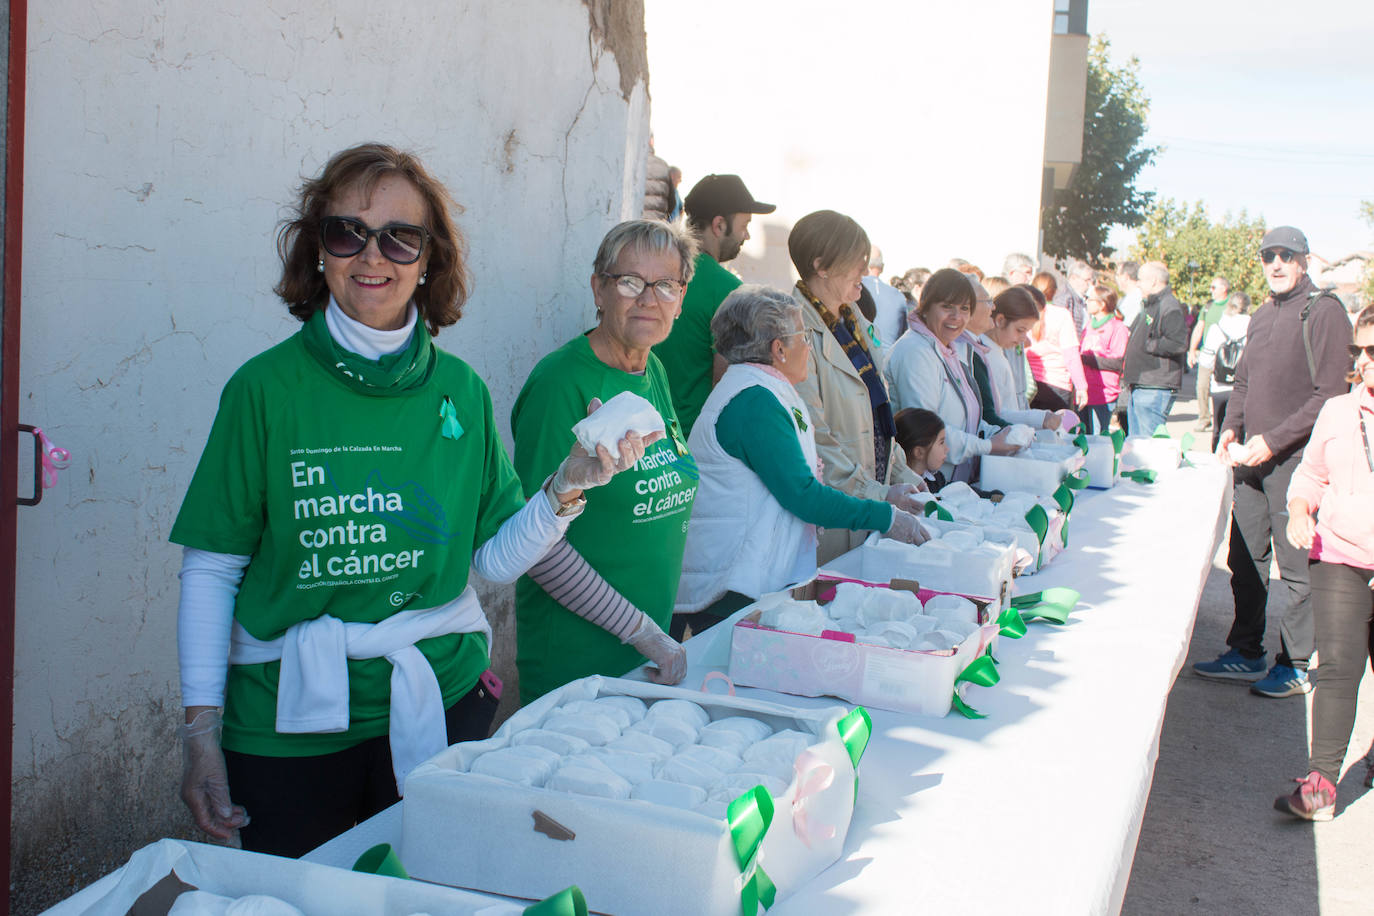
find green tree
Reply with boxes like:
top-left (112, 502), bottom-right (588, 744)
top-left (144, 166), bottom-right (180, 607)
top-left (1130, 199), bottom-right (1268, 306)
top-left (1042, 35), bottom-right (1160, 267)
top-left (1361, 200), bottom-right (1374, 306)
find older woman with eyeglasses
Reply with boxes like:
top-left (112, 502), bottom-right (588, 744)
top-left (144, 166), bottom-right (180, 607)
top-left (511, 220), bottom-right (700, 703)
top-left (170, 144), bottom-right (646, 856)
top-left (673, 286), bottom-right (929, 637)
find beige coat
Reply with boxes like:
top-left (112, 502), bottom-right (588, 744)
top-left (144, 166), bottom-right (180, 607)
top-left (791, 285), bottom-right (918, 563)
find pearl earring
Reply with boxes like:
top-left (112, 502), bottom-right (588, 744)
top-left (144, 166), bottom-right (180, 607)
top-left (418, 272), bottom-right (427, 286)
top-left (317, 258), bottom-right (324, 273)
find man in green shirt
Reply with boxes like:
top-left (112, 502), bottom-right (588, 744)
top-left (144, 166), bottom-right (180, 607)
top-left (1188, 275), bottom-right (1231, 431)
top-left (652, 173), bottom-right (774, 437)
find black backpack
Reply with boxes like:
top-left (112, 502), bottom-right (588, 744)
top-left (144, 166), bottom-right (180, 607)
top-left (1213, 325), bottom-right (1245, 385)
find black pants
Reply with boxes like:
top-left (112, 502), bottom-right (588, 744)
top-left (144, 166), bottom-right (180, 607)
top-left (670, 591), bottom-right (752, 641)
top-left (224, 678), bottom-right (498, 858)
top-left (1309, 560), bottom-right (1374, 782)
top-left (1226, 451), bottom-right (1313, 667)
top-left (1030, 383), bottom-right (1073, 413)
top-left (1210, 391), bottom-right (1230, 451)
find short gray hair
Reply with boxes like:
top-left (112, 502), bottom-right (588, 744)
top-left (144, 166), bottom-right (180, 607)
top-left (1002, 253), bottom-right (1034, 276)
top-left (711, 285), bottom-right (802, 366)
top-left (1068, 260), bottom-right (1095, 281)
top-left (592, 219), bottom-right (700, 284)
top-left (1227, 291), bottom-right (1251, 315)
top-left (1139, 260), bottom-right (1169, 288)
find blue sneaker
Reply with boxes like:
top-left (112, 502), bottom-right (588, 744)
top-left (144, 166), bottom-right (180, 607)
top-left (1193, 649), bottom-right (1267, 681)
top-left (1250, 664), bottom-right (1312, 698)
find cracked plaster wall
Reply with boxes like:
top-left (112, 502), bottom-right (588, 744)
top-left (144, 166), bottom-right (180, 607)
top-left (11, 1), bottom-right (648, 908)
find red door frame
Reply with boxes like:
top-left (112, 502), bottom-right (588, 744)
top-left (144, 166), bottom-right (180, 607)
top-left (2, 1), bottom-right (27, 913)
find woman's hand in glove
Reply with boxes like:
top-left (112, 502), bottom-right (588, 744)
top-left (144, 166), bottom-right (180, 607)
top-left (627, 613), bottom-right (687, 685)
top-left (180, 707), bottom-right (250, 841)
top-left (885, 483), bottom-right (924, 514)
top-left (553, 399), bottom-right (665, 498)
top-left (885, 508), bottom-right (931, 545)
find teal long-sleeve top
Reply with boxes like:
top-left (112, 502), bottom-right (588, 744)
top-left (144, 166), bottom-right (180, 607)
top-left (715, 386), bottom-right (893, 533)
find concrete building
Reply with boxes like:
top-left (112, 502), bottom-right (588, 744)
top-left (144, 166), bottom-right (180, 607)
top-left (5, 2), bottom-right (651, 909)
top-left (644, 0), bottom-right (1089, 283)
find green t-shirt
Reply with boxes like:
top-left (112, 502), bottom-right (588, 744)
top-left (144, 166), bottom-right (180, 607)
top-left (1200, 299), bottom-right (1228, 340)
top-left (170, 315), bottom-right (524, 756)
top-left (715, 386), bottom-right (892, 533)
top-left (511, 335), bottom-right (698, 703)
top-left (652, 252), bottom-right (742, 438)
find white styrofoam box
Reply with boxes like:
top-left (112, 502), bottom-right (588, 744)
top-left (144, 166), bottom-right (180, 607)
top-left (402, 676), bottom-right (857, 916)
top-left (820, 535), bottom-right (1016, 610)
top-left (1081, 434), bottom-right (1120, 489)
top-left (39, 838), bottom-right (526, 916)
top-left (979, 445), bottom-right (1086, 497)
top-left (728, 583), bottom-right (1001, 717)
top-left (1120, 436), bottom-right (1181, 473)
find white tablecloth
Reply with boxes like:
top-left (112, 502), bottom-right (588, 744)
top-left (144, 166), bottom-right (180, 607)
top-left (307, 460), bottom-right (1231, 916)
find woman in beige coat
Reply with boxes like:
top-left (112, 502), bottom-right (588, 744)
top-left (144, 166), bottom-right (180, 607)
top-left (788, 210), bottom-right (923, 562)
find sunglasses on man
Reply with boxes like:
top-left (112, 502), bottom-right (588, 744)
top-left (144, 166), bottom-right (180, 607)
top-left (1349, 344), bottom-right (1374, 361)
top-left (1259, 248), bottom-right (1299, 265)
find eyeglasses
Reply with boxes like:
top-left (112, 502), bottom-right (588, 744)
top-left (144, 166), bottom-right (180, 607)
top-left (602, 273), bottom-right (685, 303)
top-left (1260, 249), bottom-right (1298, 265)
top-left (320, 216), bottom-right (428, 265)
top-left (1349, 344), bottom-right (1374, 361)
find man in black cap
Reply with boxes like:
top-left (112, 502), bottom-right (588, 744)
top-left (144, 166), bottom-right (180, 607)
top-left (652, 174), bottom-right (775, 438)
top-left (1195, 226), bottom-right (1353, 697)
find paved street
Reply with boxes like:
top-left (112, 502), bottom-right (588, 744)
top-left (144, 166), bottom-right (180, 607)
top-left (1123, 384), bottom-right (1374, 916)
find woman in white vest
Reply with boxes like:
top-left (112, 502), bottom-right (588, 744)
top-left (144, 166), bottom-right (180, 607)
top-left (673, 286), bottom-right (929, 637)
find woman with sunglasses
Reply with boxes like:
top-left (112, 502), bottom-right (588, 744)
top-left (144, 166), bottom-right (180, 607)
top-left (170, 144), bottom-right (646, 856)
top-left (511, 219), bottom-right (699, 703)
top-left (1275, 306), bottom-right (1374, 821)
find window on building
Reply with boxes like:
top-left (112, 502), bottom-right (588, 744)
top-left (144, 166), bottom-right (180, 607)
top-left (1053, 0), bottom-right (1088, 35)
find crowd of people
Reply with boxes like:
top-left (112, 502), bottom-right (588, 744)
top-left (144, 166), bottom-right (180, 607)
top-left (171, 143), bottom-right (1371, 860)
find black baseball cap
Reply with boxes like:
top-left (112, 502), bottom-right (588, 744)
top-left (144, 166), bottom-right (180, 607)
top-left (683, 174), bottom-right (775, 224)
top-left (1259, 226), bottom-right (1309, 255)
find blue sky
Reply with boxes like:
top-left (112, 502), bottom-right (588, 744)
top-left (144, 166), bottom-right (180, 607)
top-left (1090, 0), bottom-right (1374, 259)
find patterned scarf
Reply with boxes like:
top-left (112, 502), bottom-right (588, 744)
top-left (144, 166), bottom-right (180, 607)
top-left (797, 280), bottom-right (897, 479)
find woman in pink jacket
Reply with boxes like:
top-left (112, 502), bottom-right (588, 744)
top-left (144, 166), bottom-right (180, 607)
top-left (1078, 284), bottom-right (1130, 434)
top-left (1275, 305), bottom-right (1373, 822)
top-left (1027, 271), bottom-right (1088, 412)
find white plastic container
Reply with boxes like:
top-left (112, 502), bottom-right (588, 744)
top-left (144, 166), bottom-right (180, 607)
top-left (979, 445), bottom-right (1086, 497)
top-left (820, 535), bottom-right (1016, 610)
top-left (1121, 436), bottom-right (1181, 473)
top-left (1081, 434), bottom-right (1120, 489)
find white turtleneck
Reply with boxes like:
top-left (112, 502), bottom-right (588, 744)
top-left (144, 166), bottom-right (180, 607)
top-left (324, 298), bottom-right (418, 359)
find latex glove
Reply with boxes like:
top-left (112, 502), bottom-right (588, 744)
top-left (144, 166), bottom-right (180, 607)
top-left (885, 483), bottom-right (924, 514)
top-left (1240, 434), bottom-right (1273, 467)
top-left (1286, 500), bottom-right (1316, 550)
top-left (1042, 412), bottom-right (1063, 431)
top-left (626, 613), bottom-right (687, 685)
top-left (180, 708), bottom-right (249, 840)
top-left (884, 508), bottom-right (931, 545)
top-left (1073, 387), bottom-right (1089, 409)
top-left (552, 399), bottom-right (665, 497)
top-left (988, 427), bottom-right (1023, 456)
top-left (1216, 428), bottom-right (1238, 467)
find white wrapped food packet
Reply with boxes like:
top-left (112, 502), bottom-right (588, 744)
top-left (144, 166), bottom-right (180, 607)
top-left (571, 391), bottom-right (666, 462)
top-left (470, 747), bottom-right (558, 787)
top-left (1004, 424), bottom-right (1036, 449)
top-left (547, 758), bottom-right (633, 799)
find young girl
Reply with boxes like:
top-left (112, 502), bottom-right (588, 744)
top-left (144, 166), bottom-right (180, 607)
top-left (1079, 284), bottom-right (1129, 434)
top-left (894, 407), bottom-right (949, 492)
top-left (980, 286), bottom-right (1062, 430)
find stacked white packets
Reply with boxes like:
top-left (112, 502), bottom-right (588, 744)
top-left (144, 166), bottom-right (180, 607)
top-left (751, 583), bottom-right (980, 652)
top-left (459, 695), bottom-right (817, 819)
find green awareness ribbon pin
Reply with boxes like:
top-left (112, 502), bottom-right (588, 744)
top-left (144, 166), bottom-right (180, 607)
top-left (1011, 587), bottom-right (1081, 624)
top-left (523, 887), bottom-right (590, 916)
top-left (923, 501), bottom-right (954, 522)
top-left (866, 325), bottom-right (882, 348)
top-left (792, 407), bottom-right (808, 432)
top-left (951, 653), bottom-right (1001, 719)
top-left (727, 786), bottom-right (777, 914)
top-left (669, 418), bottom-right (689, 456)
top-left (439, 396), bottom-right (464, 441)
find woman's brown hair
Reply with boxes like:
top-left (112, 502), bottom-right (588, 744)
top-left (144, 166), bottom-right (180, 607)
top-left (274, 143), bottom-right (470, 336)
top-left (992, 285), bottom-right (1039, 323)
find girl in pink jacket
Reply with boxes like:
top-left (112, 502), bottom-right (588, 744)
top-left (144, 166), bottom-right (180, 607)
top-left (1079, 284), bottom-right (1130, 434)
top-left (1275, 305), bottom-right (1373, 822)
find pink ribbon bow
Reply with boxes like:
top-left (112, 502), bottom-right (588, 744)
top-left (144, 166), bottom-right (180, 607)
top-left (33, 428), bottom-right (69, 489)
top-left (791, 749), bottom-right (836, 848)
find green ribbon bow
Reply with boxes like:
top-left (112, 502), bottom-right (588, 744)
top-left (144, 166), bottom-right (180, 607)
top-left (1064, 469), bottom-right (1090, 490)
top-left (439, 396), bottom-right (464, 441)
top-left (1010, 587), bottom-right (1082, 624)
top-left (923, 501), bottom-right (954, 522)
top-left (1122, 468), bottom-right (1157, 484)
top-left (1149, 425), bottom-right (1193, 467)
top-left (728, 786), bottom-right (778, 915)
top-left (1051, 482), bottom-right (1075, 547)
top-left (1110, 428), bottom-right (1126, 477)
top-left (997, 605), bottom-right (1027, 639)
top-left (524, 887), bottom-right (589, 916)
top-left (352, 843), bottom-right (408, 879)
top-left (951, 653), bottom-right (1001, 719)
top-left (836, 706), bottom-right (872, 769)
top-left (792, 407), bottom-right (808, 432)
top-left (1071, 433), bottom-right (1090, 455)
top-left (1024, 504), bottom-right (1050, 568)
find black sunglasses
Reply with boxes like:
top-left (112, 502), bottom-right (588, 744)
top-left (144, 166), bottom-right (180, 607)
top-left (1260, 249), bottom-right (1298, 265)
top-left (1349, 344), bottom-right (1374, 361)
top-left (320, 216), bottom-right (428, 265)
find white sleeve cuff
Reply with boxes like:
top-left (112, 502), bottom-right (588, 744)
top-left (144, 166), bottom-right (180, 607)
top-left (178, 547), bottom-right (251, 708)
top-left (472, 484), bottom-right (572, 584)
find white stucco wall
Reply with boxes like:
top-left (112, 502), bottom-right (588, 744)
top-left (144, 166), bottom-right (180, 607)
top-left (12, 0), bottom-right (647, 899)
top-left (645, 0), bottom-right (1055, 284)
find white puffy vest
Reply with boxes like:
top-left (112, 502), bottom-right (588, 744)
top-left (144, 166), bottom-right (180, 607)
top-left (675, 364), bottom-right (820, 613)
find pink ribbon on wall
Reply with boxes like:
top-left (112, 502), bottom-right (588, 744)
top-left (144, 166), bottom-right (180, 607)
top-left (33, 428), bottom-right (69, 488)
top-left (791, 749), bottom-right (836, 848)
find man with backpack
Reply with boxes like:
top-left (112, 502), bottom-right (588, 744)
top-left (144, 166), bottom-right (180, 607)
top-left (1195, 227), bottom-right (1354, 697)
top-left (1199, 291), bottom-right (1251, 450)
top-left (1188, 275), bottom-right (1232, 432)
